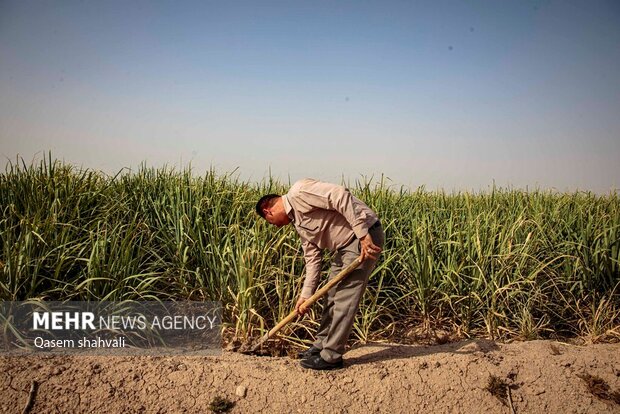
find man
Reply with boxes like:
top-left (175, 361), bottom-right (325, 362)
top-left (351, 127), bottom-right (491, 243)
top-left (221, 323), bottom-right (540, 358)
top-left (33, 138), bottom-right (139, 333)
top-left (255, 178), bottom-right (384, 370)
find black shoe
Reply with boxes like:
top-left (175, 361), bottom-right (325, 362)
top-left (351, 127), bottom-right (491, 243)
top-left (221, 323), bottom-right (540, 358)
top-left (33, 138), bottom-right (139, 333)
top-left (297, 345), bottom-right (321, 360)
top-left (300, 355), bottom-right (344, 370)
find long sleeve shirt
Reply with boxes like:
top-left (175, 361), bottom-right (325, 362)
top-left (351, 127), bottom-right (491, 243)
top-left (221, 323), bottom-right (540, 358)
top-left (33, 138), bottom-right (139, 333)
top-left (282, 178), bottom-right (379, 298)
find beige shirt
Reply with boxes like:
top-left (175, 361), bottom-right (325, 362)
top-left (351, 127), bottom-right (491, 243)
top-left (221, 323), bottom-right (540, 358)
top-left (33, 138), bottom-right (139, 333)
top-left (283, 178), bottom-right (379, 298)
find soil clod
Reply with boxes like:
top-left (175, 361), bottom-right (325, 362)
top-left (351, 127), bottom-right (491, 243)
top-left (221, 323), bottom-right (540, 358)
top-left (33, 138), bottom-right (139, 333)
top-left (235, 385), bottom-right (247, 398)
top-left (549, 344), bottom-right (562, 355)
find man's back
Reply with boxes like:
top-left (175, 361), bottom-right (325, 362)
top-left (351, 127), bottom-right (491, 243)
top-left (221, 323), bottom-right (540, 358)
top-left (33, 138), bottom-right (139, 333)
top-left (284, 178), bottom-right (378, 253)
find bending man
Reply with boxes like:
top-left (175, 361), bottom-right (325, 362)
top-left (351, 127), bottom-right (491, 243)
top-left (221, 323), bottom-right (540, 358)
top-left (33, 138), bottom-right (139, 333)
top-left (255, 178), bottom-right (384, 370)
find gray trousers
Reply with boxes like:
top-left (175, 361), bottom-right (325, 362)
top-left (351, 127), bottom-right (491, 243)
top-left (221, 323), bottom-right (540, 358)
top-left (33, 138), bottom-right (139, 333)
top-left (313, 223), bottom-right (385, 363)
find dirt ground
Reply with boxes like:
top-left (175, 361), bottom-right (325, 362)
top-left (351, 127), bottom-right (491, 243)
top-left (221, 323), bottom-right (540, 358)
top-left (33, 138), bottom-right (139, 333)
top-left (1, 339), bottom-right (619, 413)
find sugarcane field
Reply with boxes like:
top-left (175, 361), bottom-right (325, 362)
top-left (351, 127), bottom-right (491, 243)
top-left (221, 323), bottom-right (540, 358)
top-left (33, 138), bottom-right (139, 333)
top-left (1, 159), bottom-right (618, 413)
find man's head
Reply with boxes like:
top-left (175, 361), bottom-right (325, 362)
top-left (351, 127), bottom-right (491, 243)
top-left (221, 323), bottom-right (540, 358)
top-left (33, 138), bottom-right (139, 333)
top-left (255, 194), bottom-right (291, 227)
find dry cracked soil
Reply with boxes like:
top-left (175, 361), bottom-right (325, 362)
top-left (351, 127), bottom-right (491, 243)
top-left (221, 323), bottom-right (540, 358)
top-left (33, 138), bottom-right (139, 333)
top-left (1, 339), bottom-right (619, 413)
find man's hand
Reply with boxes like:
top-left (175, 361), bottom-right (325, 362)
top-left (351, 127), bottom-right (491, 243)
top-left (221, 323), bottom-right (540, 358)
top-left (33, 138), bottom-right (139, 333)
top-left (360, 233), bottom-right (382, 261)
top-left (295, 296), bottom-right (310, 316)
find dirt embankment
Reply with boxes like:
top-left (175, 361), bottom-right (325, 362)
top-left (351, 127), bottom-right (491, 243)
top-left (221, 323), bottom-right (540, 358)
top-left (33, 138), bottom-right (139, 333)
top-left (1, 339), bottom-right (619, 413)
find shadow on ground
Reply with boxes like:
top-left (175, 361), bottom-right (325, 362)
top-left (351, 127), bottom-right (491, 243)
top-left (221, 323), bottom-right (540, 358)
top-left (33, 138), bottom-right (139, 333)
top-left (345, 339), bottom-right (500, 366)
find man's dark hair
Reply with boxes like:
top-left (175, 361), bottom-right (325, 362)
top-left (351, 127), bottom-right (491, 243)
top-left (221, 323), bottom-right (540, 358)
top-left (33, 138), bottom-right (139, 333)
top-left (255, 194), bottom-right (280, 218)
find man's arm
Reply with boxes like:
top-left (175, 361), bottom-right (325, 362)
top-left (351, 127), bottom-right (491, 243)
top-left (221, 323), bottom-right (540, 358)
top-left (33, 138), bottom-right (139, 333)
top-left (300, 239), bottom-right (322, 299)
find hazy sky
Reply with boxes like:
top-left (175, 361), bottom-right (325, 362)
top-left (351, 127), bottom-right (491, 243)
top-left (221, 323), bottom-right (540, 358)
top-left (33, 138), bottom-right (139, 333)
top-left (1, 0), bottom-right (619, 193)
